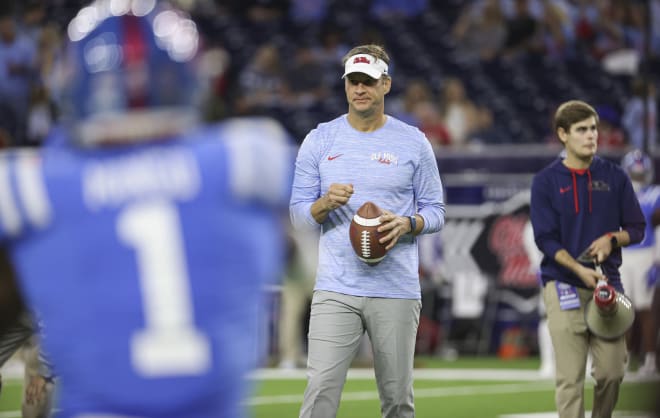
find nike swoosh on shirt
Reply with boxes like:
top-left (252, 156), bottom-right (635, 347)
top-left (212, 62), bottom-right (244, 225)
top-left (327, 154), bottom-right (343, 161)
top-left (560, 186), bottom-right (571, 194)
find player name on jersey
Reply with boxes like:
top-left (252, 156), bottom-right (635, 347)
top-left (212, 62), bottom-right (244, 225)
top-left (83, 148), bottom-right (201, 210)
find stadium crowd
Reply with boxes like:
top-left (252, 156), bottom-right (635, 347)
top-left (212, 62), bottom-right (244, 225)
top-left (0, 0), bottom-right (659, 149)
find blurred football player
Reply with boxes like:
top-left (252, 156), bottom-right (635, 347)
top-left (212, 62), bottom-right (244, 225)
top-left (0, 312), bottom-right (54, 418)
top-left (0, 1), bottom-right (293, 417)
top-left (620, 149), bottom-right (660, 376)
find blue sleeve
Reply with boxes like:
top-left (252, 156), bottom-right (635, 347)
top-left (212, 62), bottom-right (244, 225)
top-left (220, 118), bottom-right (294, 207)
top-left (414, 138), bottom-right (445, 234)
top-left (620, 174), bottom-right (646, 244)
top-left (0, 154), bottom-right (18, 242)
top-left (289, 130), bottom-right (323, 229)
top-left (0, 151), bottom-right (52, 243)
top-left (530, 172), bottom-right (563, 259)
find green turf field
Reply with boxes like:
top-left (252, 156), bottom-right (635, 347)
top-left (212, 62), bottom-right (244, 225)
top-left (250, 378), bottom-right (657, 418)
top-left (1, 357), bottom-right (658, 417)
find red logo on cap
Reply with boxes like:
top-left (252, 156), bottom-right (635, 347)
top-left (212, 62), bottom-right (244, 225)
top-left (353, 56), bottom-right (370, 64)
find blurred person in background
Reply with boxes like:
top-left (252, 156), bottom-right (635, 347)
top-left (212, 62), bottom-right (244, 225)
top-left (0, 9), bottom-right (38, 145)
top-left (531, 100), bottom-right (645, 418)
top-left (522, 219), bottom-right (555, 378)
top-left (622, 78), bottom-right (657, 151)
top-left (451, 0), bottom-right (507, 62)
top-left (594, 104), bottom-right (625, 150)
top-left (620, 149), bottom-right (660, 376)
top-left (386, 78), bottom-right (432, 127)
top-left (290, 43), bottom-right (445, 418)
top-left (0, 2), bottom-right (293, 418)
top-left (438, 77), bottom-right (493, 146)
top-left (234, 42), bottom-right (288, 116)
top-left (284, 44), bottom-right (330, 109)
top-left (313, 24), bottom-right (349, 89)
top-left (413, 100), bottom-right (452, 148)
top-left (0, 114), bottom-right (53, 417)
top-left (384, 78), bottom-right (447, 148)
top-left (18, 0), bottom-right (47, 43)
top-left (278, 225), bottom-right (318, 370)
top-left (0, 313), bottom-right (53, 418)
top-left (536, 0), bottom-right (575, 60)
top-left (501, 0), bottom-right (540, 60)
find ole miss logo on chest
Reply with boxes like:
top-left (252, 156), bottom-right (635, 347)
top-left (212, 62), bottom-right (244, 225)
top-left (325, 152), bottom-right (399, 166)
top-left (371, 152), bottom-right (398, 165)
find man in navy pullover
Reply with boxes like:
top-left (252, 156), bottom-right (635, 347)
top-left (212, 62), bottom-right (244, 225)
top-left (531, 100), bottom-right (645, 418)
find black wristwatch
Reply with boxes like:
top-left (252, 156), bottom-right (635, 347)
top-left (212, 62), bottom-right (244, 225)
top-left (608, 233), bottom-right (618, 248)
top-left (408, 215), bottom-right (417, 234)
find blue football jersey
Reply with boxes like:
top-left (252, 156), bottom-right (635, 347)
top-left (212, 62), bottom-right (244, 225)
top-left (0, 117), bottom-right (293, 418)
top-left (630, 185), bottom-right (660, 249)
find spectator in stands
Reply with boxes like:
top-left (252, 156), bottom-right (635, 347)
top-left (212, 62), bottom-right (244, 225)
top-left (501, 0), bottom-right (540, 59)
top-left (575, 0), bottom-right (629, 60)
top-left (284, 44), bottom-right (330, 109)
top-left (35, 23), bottom-right (61, 90)
top-left (235, 42), bottom-right (288, 115)
top-left (314, 24), bottom-right (350, 90)
top-left (622, 78), bottom-right (657, 150)
top-left (531, 100), bottom-right (645, 418)
top-left (387, 78), bottom-right (433, 127)
top-left (0, 10), bottom-right (38, 145)
top-left (18, 1), bottom-right (46, 44)
top-left (387, 80), bottom-right (452, 147)
top-left (452, 0), bottom-right (507, 62)
top-left (595, 104), bottom-right (625, 150)
top-left (25, 84), bottom-right (55, 145)
top-left (438, 77), bottom-right (493, 146)
top-left (413, 101), bottom-right (452, 148)
top-left (536, 0), bottom-right (575, 59)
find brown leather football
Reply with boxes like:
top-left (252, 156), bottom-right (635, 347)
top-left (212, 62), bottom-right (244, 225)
top-left (349, 201), bottom-right (388, 266)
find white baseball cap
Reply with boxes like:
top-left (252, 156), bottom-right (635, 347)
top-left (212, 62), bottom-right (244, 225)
top-left (342, 54), bottom-right (389, 80)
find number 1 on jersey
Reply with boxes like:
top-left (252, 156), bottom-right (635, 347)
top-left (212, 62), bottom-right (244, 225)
top-left (118, 200), bottom-right (211, 377)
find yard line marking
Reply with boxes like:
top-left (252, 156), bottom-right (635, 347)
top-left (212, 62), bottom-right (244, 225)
top-left (251, 368), bottom-right (546, 381)
top-left (0, 411), bottom-right (21, 418)
top-left (251, 368), bottom-right (659, 383)
top-left (246, 381), bottom-right (555, 406)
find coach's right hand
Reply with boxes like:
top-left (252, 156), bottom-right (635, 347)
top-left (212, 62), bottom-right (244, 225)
top-left (311, 183), bottom-right (353, 223)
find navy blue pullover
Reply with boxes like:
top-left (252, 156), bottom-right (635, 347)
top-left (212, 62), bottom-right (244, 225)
top-left (530, 156), bottom-right (645, 292)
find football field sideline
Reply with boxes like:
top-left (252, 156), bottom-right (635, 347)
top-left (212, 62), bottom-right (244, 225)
top-left (251, 367), bottom-right (659, 383)
top-left (247, 380), bottom-right (555, 405)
